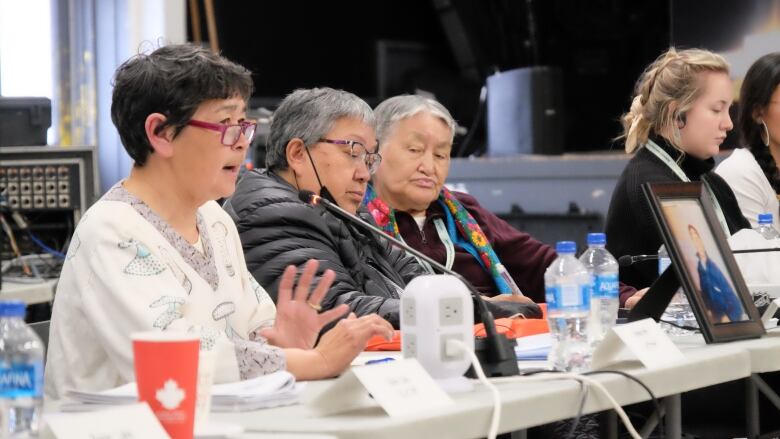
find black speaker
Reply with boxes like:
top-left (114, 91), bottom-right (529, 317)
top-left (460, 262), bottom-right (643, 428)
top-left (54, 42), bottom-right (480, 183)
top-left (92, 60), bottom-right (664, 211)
top-left (486, 66), bottom-right (563, 156)
top-left (0, 97), bottom-right (51, 147)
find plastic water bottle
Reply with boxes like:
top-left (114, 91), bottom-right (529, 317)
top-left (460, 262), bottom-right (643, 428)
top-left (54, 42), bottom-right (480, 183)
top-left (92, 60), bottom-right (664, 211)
top-left (579, 233), bottom-right (619, 344)
top-left (658, 245), bottom-right (698, 334)
top-left (755, 213), bottom-right (780, 240)
top-left (545, 241), bottom-right (591, 372)
top-left (0, 301), bottom-right (44, 437)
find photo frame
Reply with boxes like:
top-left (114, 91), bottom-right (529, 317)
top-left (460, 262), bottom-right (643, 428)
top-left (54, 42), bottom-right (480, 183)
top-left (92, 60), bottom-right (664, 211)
top-left (642, 181), bottom-right (764, 343)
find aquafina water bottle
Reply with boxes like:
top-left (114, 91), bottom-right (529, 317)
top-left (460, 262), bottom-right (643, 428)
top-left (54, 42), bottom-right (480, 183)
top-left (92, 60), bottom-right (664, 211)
top-left (0, 301), bottom-right (44, 437)
top-left (545, 241), bottom-right (591, 372)
top-left (579, 233), bottom-right (619, 344)
top-left (755, 213), bottom-right (780, 240)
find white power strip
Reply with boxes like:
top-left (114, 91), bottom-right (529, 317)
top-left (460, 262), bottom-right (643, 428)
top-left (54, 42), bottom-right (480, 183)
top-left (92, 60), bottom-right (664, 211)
top-left (400, 275), bottom-right (474, 382)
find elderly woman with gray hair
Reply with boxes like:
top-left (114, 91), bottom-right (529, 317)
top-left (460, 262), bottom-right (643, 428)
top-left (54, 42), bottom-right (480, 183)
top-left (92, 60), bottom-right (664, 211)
top-left (365, 95), bottom-right (551, 304)
top-left (224, 88), bottom-right (425, 329)
top-left (366, 95), bottom-right (637, 306)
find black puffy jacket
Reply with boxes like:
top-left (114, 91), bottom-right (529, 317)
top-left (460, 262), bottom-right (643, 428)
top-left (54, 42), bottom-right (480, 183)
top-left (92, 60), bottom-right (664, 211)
top-left (223, 169), bottom-right (424, 328)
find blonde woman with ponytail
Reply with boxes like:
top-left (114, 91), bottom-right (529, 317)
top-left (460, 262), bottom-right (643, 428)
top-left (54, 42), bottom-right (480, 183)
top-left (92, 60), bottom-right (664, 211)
top-left (604, 48), bottom-right (750, 308)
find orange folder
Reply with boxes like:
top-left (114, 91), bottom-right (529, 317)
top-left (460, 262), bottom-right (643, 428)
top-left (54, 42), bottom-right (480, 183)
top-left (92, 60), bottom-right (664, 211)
top-left (365, 304), bottom-right (549, 351)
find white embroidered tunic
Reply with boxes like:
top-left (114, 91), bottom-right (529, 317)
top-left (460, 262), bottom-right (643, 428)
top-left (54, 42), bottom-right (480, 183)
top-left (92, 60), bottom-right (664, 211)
top-left (45, 184), bottom-right (283, 399)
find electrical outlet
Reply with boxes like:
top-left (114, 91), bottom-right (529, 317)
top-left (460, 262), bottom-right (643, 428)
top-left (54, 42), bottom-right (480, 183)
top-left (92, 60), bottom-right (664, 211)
top-left (439, 297), bottom-right (463, 326)
top-left (402, 333), bottom-right (417, 358)
top-left (402, 297), bottom-right (416, 325)
top-left (440, 333), bottom-right (464, 361)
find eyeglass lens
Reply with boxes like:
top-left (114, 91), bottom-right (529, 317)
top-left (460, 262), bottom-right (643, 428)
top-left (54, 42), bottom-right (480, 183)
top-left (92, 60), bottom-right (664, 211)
top-left (224, 124), bottom-right (257, 146)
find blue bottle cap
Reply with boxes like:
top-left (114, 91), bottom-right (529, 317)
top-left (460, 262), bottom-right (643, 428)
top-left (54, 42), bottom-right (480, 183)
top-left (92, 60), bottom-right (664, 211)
top-left (758, 213), bottom-right (773, 224)
top-left (0, 301), bottom-right (26, 318)
top-left (556, 241), bottom-right (577, 254)
top-left (586, 233), bottom-right (606, 245)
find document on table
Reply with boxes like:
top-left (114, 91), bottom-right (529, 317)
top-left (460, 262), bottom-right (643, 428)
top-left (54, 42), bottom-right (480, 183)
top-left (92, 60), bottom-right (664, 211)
top-left (63, 370), bottom-right (303, 412)
top-left (515, 333), bottom-right (551, 361)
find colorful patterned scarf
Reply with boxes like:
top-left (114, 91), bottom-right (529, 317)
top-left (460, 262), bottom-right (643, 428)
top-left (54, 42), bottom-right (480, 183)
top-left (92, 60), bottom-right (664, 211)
top-left (364, 184), bottom-right (513, 294)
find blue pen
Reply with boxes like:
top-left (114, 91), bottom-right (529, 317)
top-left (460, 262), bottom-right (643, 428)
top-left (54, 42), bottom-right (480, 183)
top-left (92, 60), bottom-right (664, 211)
top-left (365, 357), bottom-right (396, 365)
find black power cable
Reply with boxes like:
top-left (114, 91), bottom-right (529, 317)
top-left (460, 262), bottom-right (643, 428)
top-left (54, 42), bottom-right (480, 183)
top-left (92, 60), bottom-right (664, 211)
top-left (585, 370), bottom-right (665, 439)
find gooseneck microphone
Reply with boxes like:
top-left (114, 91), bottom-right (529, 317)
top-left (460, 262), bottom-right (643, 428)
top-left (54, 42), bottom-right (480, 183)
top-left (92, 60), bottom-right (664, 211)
top-left (618, 248), bottom-right (780, 269)
top-left (298, 190), bottom-right (519, 377)
top-left (617, 254), bottom-right (659, 267)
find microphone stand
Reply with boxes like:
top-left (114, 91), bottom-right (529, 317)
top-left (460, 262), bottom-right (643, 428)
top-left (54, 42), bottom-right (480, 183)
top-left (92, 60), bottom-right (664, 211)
top-left (300, 191), bottom-right (519, 377)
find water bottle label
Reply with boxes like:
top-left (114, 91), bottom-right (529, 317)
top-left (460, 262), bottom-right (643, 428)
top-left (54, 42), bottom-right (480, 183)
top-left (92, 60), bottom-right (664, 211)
top-left (546, 284), bottom-right (589, 311)
top-left (593, 273), bottom-right (619, 299)
top-left (0, 363), bottom-right (43, 398)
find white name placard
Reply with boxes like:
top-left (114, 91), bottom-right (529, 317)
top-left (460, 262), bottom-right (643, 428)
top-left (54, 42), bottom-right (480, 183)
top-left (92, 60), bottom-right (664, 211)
top-left (592, 318), bottom-right (684, 370)
top-left (306, 358), bottom-right (454, 417)
top-left (43, 403), bottom-right (170, 439)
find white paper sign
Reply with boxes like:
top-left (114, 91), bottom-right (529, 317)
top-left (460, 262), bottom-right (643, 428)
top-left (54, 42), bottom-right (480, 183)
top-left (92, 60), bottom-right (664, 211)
top-left (762, 298), bottom-right (780, 322)
top-left (592, 318), bottom-right (684, 370)
top-left (43, 403), bottom-right (170, 439)
top-left (306, 358), bottom-right (454, 417)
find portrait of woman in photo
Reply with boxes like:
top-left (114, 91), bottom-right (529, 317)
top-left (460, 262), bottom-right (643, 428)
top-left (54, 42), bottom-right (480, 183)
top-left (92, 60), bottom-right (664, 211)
top-left (687, 224), bottom-right (747, 323)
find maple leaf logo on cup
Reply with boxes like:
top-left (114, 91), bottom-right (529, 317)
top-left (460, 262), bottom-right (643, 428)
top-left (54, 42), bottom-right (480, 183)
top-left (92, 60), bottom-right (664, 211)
top-left (156, 379), bottom-right (186, 410)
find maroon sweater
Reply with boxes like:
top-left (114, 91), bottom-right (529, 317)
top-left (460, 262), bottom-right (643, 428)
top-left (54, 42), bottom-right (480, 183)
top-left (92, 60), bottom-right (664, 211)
top-left (394, 191), bottom-right (636, 304)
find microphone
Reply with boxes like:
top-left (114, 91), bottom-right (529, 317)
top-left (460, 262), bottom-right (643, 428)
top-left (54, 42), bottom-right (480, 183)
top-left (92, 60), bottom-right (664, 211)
top-left (618, 247), bottom-right (780, 269)
top-left (732, 247), bottom-right (780, 254)
top-left (298, 190), bottom-right (520, 377)
top-left (617, 254), bottom-right (659, 267)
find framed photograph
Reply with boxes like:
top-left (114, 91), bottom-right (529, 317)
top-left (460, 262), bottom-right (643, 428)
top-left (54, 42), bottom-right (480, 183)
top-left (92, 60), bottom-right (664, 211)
top-left (642, 181), bottom-right (764, 343)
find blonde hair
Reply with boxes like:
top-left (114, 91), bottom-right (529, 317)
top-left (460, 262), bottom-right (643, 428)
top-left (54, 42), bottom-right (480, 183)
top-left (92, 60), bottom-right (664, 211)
top-left (620, 47), bottom-right (730, 153)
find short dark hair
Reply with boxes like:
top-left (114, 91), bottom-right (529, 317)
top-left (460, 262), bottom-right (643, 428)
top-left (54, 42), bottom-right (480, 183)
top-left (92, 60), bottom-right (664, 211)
top-left (110, 44), bottom-right (253, 166)
top-left (738, 52), bottom-right (780, 193)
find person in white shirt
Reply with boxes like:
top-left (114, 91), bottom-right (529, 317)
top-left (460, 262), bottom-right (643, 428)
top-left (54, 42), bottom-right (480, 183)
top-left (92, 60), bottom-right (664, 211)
top-left (716, 52), bottom-right (780, 230)
top-left (45, 44), bottom-right (393, 399)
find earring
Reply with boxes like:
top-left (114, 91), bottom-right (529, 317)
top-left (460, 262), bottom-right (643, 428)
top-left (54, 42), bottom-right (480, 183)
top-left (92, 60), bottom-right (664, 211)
top-left (760, 119), bottom-right (770, 147)
top-left (673, 125), bottom-right (682, 145)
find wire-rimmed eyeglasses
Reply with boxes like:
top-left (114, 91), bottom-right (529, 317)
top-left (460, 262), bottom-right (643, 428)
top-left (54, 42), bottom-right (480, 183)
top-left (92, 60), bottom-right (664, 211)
top-left (317, 138), bottom-right (382, 174)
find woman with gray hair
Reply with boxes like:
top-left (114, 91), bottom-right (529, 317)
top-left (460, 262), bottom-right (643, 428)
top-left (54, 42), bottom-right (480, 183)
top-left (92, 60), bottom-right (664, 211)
top-left (224, 88), bottom-right (424, 329)
top-left (365, 94), bottom-right (559, 306)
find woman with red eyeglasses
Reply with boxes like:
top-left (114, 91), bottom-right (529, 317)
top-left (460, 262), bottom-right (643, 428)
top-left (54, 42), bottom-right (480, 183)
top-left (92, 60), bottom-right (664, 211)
top-left (45, 44), bottom-right (393, 400)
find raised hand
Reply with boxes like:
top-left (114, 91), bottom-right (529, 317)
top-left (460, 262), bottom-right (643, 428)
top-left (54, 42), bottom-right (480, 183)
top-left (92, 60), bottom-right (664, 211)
top-left (259, 260), bottom-right (349, 349)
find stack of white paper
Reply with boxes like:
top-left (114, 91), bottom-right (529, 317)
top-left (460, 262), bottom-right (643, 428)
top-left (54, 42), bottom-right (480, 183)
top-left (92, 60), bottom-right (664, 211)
top-left (63, 370), bottom-right (303, 412)
top-left (514, 332), bottom-right (551, 361)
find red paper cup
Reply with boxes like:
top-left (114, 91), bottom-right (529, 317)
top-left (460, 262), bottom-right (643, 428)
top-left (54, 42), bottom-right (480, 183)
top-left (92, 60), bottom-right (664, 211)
top-left (132, 332), bottom-right (200, 439)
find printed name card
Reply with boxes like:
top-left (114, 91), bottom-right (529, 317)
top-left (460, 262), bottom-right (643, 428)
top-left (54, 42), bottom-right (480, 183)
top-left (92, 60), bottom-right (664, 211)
top-left (306, 358), bottom-right (454, 417)
top-left (43, 403), bottom-right (170, 439)
top-left (761, 298), bottom-right (780, 323)
top-left (592, 318), bottom-right (684, 370)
